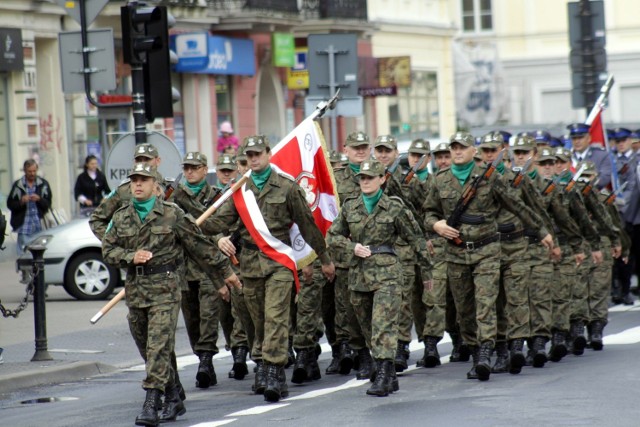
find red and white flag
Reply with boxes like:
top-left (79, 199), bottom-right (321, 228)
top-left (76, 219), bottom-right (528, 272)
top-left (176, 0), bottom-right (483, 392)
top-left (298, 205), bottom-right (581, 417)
top-left (588, 108), bottom-right (606, 148)
top-left (232, 117), bottom-right (339, 289)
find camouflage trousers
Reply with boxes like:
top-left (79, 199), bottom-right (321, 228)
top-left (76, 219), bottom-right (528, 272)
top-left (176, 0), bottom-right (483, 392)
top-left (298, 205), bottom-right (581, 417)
top-left (243, 267), bottom-right (293, 366)
top-left (219, 285), bottom-right (254, 351)
top-left (551, 245), bottom-right (577, 333)
top-left (128, 302), bottom-right (180, 391)
top-left (396, 261), bottom-right (413, 342)
top-left (572, 253), bottom-right (591, 323)
top-left (294, 260), bottom-right (327, 350)
top-left (322, 274), bottom-right (337, 347)
top-left (350, 284), bottom-right (401, 360)
top-left (423, 244), bottom-right (447, 338)
top-left (497, 239), bottom-right (530, 340)
top-left (411, 264), bottom-right (427, 340)
top-left (588, 236), bottom-right (613, 323)
top-left (447, 243), bottom-right (501, 347)
top-left (182, 281), bottom-right (220, 355)
top-left (524, 242), bottom-right (553, 339)
top-left (335, 267), bottom-right (366, 350)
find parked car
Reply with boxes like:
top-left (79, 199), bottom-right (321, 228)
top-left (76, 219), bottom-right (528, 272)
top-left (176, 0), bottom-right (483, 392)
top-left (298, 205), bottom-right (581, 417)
top-left (16, 217), bottom-right (121, 300)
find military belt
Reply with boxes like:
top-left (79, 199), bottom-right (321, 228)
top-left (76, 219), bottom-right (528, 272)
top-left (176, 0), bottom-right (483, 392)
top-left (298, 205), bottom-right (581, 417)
top-left (368, 245), bottom-right (397, 256)
top-left (524, 229), bottom-right (540, 243)
top-left (499, 230), bottom-right (525, 242)
top-left (497, 222), bottom-right (516, 233)
top-left (459, 213), bottom-right (486, 225)
top-left (448, 234), bottom-right (499, 251)
top-left (132, 261), bottom-right (180, 277)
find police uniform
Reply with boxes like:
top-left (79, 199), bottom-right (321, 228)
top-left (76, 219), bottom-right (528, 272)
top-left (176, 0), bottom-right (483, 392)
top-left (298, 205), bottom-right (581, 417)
top-left (423, 131), bottom-right (549, 381)
top-left (568, 123), bottom-right (612, 190)
top-left (102, 164), bottom-right (233, 425)
top-left (327, 160), bottom-right (431, 397)
top-left (203, 135), bottom-right (332, 402)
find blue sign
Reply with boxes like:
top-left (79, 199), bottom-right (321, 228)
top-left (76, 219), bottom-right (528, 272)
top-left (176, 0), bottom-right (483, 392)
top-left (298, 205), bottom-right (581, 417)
top-left (171, 34), bottom-right (255, 76)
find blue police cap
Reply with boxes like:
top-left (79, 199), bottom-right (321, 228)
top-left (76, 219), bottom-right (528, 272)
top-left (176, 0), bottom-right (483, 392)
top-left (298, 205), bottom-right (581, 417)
top-left (474, 136), bottom-right (482, 146)
top-left (534, 130), bottom-right (551, 143)
top-left (631, 130), bottom-right (640, 141)
top-left (549, 136), bottom-right (563, 148)
top-left (497, 130), bottom-right (512, 144)
top-left (611, 127), bottom-right (632, 141)
top-left (567, 123), bottom-right (590, 137)
top-left (606, 129), bottom-right (616, 140)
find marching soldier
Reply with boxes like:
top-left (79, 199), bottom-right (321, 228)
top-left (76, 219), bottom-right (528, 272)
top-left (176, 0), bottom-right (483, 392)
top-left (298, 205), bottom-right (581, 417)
top-left (327, 159), bottom-right (431, 397)
top-left (568, 123), bottom-right (612, 189)
top-left (423, 131), bottom-right (553, 381)
top-left (102, 163), bottom-right (241, 426)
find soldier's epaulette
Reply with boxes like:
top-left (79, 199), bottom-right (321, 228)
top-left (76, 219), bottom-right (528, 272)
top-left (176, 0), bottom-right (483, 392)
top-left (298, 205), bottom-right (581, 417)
top-left (118, 178), bottom-right (131, 188)
top-left (275, 170), bottom-right (296, 181)
top-left (388, 195), bottom-right (405, 206)
top-left (162, 200), bottom-right (186, 214)
top-left (342, 195), bottom-right (359, 206)
top-left (436, 167), bottom-right (450, 175)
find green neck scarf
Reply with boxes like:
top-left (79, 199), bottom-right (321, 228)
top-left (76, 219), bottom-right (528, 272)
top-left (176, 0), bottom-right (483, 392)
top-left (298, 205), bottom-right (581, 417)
top-left (496, 162), bottom-right (505, 175)
top-left (349, 162), bottom-right (361, 174)
top-left (451, 161), bottom-right (475, 187)
top-left (185, 179), bottom-right (206, 196)
top-left (557, 170), bottom-right (572, 184)
top-left (416, 168), bottom-right (429, 182)
top-left (216, 181), bottom-right (226, 190)
top-left (133, 196), bottom-right (156, 222)
top-left (362, 189), bottom-right (383, 214)
top-left (251, 165), bottom-right (272, 191)
top-left (527, 168), bottom-right (538, 180)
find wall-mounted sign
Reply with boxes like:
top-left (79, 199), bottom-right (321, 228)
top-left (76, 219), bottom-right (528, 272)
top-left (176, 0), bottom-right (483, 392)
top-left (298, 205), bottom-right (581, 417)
top-left (0, 28), bottom-right (23, 71)
top-left (171, 34), bottom-right (255, 76)
top-left (272, 33), bottom-right (295, 67)
top-left (287, 48), bottom-right (308, 89)
top-left (173, 33), bottom-right (209, 72)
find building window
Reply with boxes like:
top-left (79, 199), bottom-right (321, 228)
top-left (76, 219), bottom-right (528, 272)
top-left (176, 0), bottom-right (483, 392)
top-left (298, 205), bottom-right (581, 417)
top-left (388, 70), bottom-right (440, 141)
top-left (462, 0), bottom-right (493, 32)
top-left (215, 75), bottom-right (232, 127)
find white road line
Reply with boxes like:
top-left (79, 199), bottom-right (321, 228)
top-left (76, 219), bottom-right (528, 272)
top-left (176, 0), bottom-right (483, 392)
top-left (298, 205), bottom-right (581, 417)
top-left (226, 403), bottom-right (290, 416)
top-left (603, 326), bottom-right (640, 345)
top-left (189, 419), bottom-right (237, 427)
top-left (608, 301), bottom-right (640, 312)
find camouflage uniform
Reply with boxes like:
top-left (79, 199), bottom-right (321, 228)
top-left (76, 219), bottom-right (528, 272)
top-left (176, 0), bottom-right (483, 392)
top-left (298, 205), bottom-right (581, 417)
top-left (102, 165), bottom-right (232, 397)
top-left (423, 132), bottom-right (548, 381)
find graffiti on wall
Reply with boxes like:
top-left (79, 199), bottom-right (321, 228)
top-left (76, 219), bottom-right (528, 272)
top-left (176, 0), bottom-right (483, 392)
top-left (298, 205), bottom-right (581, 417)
top-left (39, 114), bottom-right (62, 153)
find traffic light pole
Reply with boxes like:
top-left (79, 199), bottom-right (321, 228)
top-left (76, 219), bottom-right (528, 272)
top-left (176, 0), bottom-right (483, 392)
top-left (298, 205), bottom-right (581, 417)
top-left (579, 0), bottom-right (597, 114)
top-left (131, 63), bottom-right (148, 144)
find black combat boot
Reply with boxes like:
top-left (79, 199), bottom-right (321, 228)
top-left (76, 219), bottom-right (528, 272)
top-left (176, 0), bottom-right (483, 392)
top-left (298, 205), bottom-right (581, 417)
top-left (252, 360), bottom-right (267, 395)
top-left (356, 348), bottom-right (374, 380)
top-left (570, 321), bottom-right (587, 355)
top-left (531, 336), bottom-right (548, 368)
top-left (491, 341), bottom-right (510, 373)
top-left (337, 341), bottom-right (355, 375)
top-left (292, 348), bottom-right (311, 384)
top-left (159, 383), bottom-right (186, 423)
top-left (622, 293), bottom-right (634, 306)
top-left (389, 360), bottom-right (399, 392)
top-left (264, 364), bottom-right (289, 402)
top-left (509, 338), bottom-right (525, 375)
top-left (475, 341), bottom-right (492, 381)
top-left (308, 349), bottom-right (322, 381)
top-left (228, 348), bottom-right (237, 379)
top-left (195, 351), bottom-right (216, 388)
top-left (466, 346), bottom-right (480, 380)
top-left (231, 346), bottom-right (249, 380)
top-left (135, 388), bottom-right (162, 426)
top-left (589, 320), bottom-right (604, 351)
top-left (394, 340), bottom-right (410, 372)
top-left (173, 370), bottom-right (186, 402)
top-left (285, 338), bottom-right (295, 369)
top-left (366, 360), bottom-right (391, 397)
top-left (326, 344), bottom-right (340, 375)
top-left (549, 331), bottom-right (568, 362)
top-left (421, 336), bottom-right (441, 368)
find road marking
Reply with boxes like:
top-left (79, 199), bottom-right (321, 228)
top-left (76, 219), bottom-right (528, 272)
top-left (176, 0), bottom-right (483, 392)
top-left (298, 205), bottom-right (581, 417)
top-left (608, 301), bottom-right (640, 312)
top-left (603, 326), bottom-right (640, 345)
top-left (227, 403), bottom-right (290, 416)
top-left (189, 420), bottom-right (237, 427)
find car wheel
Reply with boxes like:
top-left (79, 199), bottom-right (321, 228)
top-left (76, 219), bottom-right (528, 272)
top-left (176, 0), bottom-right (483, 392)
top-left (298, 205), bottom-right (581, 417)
top-left (63, 251), bottom-right (118, 300)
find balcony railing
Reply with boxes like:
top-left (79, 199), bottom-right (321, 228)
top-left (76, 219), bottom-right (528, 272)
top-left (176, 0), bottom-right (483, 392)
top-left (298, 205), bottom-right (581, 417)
top-left (316, 0), bottom-right (367, 20)
top-left (205, 0), bottom-right (299, 14)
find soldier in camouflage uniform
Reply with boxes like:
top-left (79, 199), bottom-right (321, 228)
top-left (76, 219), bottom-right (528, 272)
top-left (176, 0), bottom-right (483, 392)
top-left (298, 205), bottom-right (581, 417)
top-left (102, 164), bottom-right (241, 426)
top-left (168, 152), bottom-right (225, 389)
top-left (423, 132), bottom-right (553, 381)
top-left (203, 135), bottom-right (335, 403)
top-left (329, 131), bottom-right (371, 379)
top-left (327, 159), bottom-right (431, 397)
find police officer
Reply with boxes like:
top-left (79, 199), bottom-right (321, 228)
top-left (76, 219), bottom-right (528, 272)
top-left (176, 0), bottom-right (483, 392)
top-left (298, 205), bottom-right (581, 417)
top-left (423, 132), bottom-right (553, 381)
top-left (327, 159), bottom-right (431, 397)
top-left (568, 123), bottom-right (612, 189)
top-left (204, 135), bottom-right (335, 402)
top-left (102, 163), bottom-right (241, 426)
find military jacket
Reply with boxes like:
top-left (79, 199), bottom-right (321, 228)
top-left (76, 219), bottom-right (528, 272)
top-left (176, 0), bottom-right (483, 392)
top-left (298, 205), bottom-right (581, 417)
top-left (580, 183), bottom-right (620, 247)
top-left (326, 193), bottom-right (431, 292)
top-left (387, 167), bottom-right (420, 264)
top-left (102, 198), bottom-right (232, 308)
top-left (169, 182), bottom-right (221, 283)
top-left (423, 164), bottom-right (548, 255)
top-left (614, 151), bottom-right (638, 220)
top-left (204, 169), bottom-right (331, 279)
top-left (332, 165), bottom-right (363, 269)
top-left (558, 183), bottom-right (601, 252)
top-left (572, 146), bottom-right (612, 190)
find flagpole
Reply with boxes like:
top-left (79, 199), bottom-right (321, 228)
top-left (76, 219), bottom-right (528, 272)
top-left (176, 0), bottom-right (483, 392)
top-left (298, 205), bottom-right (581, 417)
top-left (585, 74), bottom-right (614, 127)
top-left (90, 91), bottom-right (341, 324)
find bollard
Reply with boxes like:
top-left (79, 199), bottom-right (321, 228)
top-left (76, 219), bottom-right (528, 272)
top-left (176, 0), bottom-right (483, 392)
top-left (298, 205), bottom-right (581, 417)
top-left (29, 244), bottom-right (52, 362)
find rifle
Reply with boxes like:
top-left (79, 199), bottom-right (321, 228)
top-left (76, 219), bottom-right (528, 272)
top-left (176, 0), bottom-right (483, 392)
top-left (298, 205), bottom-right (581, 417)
top-left (581, 177), bottom-right (599, 197)
top-left (382, 156), bottom-right (402, 190)
top-left (617, 153), bottom-right (636, 175)
top-left (446, 149), bottom-right (505, 246)
top-left (163, 172), bottom-right (183, 200)
top-left (564, 163), bottom-right (587, 193)
top-left (208, 180), bottom-right (239, 266)
top-left (542, 172), bottom-right (563, 196)
top-left (604, 181), bottom-right (628, 206)
top-left (402, 154), bottom-right (428, 184)
top-left (511, 157), bottom-right (533, 189)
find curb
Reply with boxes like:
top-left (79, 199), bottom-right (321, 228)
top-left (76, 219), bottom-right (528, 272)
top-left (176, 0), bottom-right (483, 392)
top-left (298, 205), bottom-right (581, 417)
top-left (0, 361), bottom-right (119, 395)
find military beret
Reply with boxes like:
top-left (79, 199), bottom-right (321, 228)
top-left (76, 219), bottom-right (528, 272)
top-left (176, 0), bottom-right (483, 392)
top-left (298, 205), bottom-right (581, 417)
top-left (537, 147), bottom-right (556, 162)
top-left (128, 163), bottom-right (157, 179)
top-left (554, 147), bottom-right (571, 162)
top-left (243, 135), bottom-right (270, 153)
top-left (357, 159), bottom-right (385, 177)
top-left (134, 143), bottom-right (159, 159)
top-left (216, 154), bottom-right (237, 170)
top-left (408, 138), bottom-right (430, 154)
top-left (431, 141), bottom-right (450, 154)
top-left (479, 132), bottom-right (503, 149)
top-left (512, 135), bottom-right (536, 151)
top-left (449, 131), bottom-right (474, 148)
top-left (374, 134), bottom-right (397, 150)
top-left (345, 131), bottom-right (370, 147)
top-left (182, 151), bottom-right (207, 166)
top-left (567, 123), bottom-right (590, 137)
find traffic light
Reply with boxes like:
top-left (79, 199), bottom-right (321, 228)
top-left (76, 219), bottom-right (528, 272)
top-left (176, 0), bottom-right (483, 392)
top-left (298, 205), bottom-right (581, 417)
top-left (121, 4), bottom-right (176, 121)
